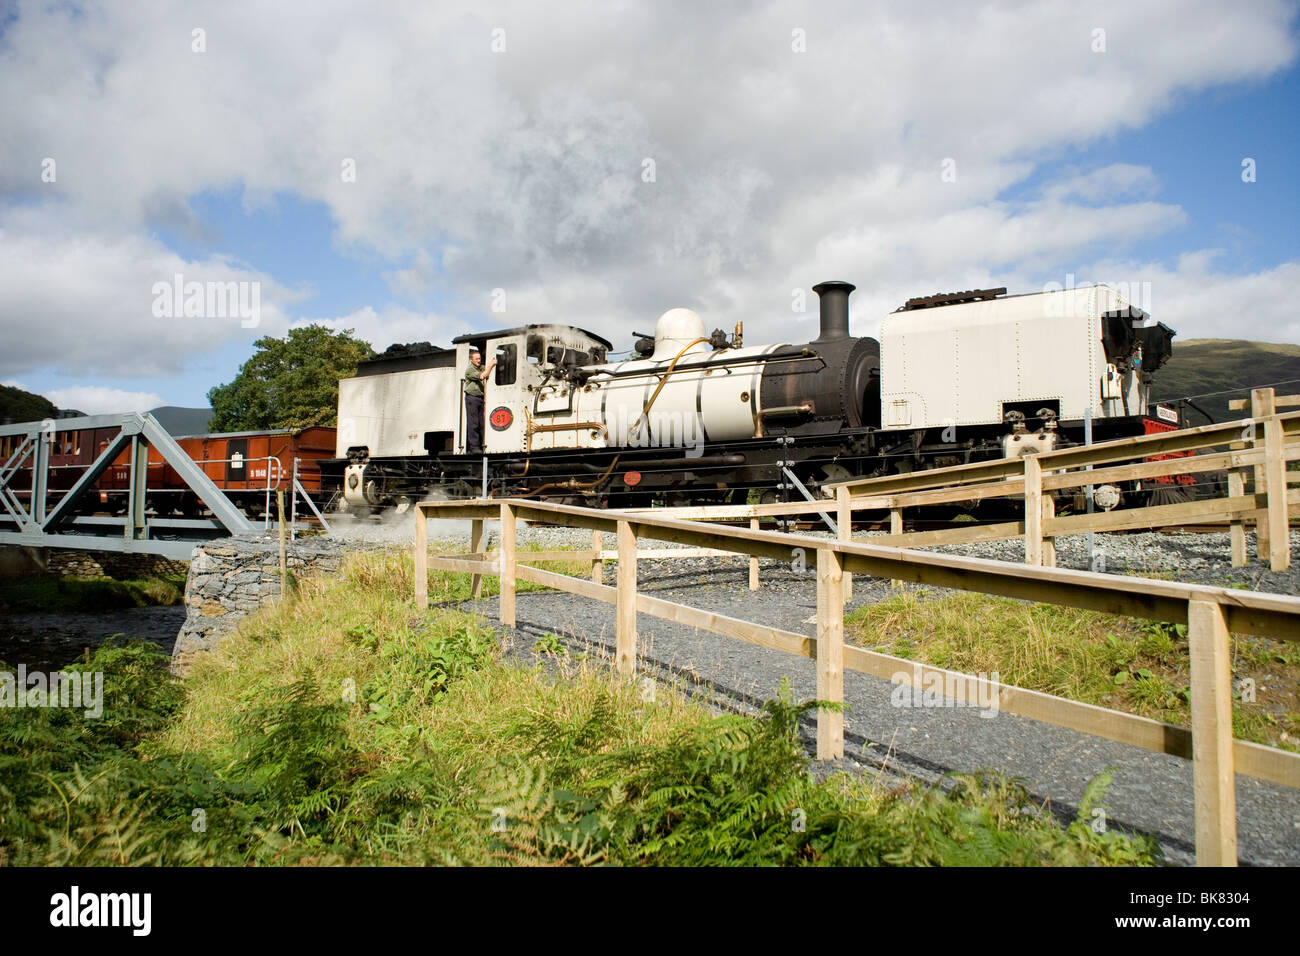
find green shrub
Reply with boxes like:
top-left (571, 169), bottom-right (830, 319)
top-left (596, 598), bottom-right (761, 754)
top-left (0, 556), bottom-right (1162, 867)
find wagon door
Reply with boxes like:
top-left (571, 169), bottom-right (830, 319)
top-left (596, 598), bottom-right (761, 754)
top-left (225, 437), bottom-right (249, 488)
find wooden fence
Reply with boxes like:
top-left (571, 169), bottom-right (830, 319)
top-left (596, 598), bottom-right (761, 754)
top-left (824, 392), bottom-right (1300, 574)
top-left (415, 497), bottom-right (1300, 867)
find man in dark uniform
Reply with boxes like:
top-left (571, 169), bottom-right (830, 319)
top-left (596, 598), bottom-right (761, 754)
top-left (464, 347), bottom-right (496, 454)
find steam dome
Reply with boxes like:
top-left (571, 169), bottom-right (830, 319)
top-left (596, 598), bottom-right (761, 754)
top-left (652, 308), bottom-right (709, 360)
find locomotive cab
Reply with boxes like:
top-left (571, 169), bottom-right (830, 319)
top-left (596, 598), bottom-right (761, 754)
top-left (450, 325), bottom-right (614, 455)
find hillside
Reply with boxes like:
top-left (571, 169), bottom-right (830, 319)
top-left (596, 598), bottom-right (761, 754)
top-left (0, 384), bottom-right (57, 424)
top-left (1152, 338), bottom-right (1300, 423)
top-left (150, 406), bottom-right (213, 435)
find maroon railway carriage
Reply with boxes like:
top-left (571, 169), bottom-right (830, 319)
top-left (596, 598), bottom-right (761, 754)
top-left (0, 425), bottom-right (336, 518)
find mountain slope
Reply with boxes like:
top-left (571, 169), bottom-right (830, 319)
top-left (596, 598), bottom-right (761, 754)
top-left (149, 406), bottom-right (214, 435)
top-left (1152, 338), bottom-right (1300, 423)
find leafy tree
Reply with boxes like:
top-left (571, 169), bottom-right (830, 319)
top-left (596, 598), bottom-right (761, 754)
top-left (207, 326), bottom-right (374, 431)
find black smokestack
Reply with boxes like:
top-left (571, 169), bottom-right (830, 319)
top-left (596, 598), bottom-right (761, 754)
top-left (812, 280), bottom-right (855, 341)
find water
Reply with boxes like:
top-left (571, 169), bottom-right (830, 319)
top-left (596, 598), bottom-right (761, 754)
top-left (0, 605), bottom-right (185, 671)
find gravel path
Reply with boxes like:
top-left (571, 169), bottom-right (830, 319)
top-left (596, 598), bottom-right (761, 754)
top-left (414, 518), bottom-right (1300, 867)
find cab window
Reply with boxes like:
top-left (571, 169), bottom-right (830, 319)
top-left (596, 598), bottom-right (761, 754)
top-left (526, 334), bottom-right (546, 365)
top-left (494, 344), bottom-right (518, 386)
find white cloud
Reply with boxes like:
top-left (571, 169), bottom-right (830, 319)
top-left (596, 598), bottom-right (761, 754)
top-left (1045, 164), bottom-right (1162, 204)
top-left (44, 385), bottom-right (167, 415)
top-left (0, 0), bottom-right (1296, 391)
top-left (383, 250), bottom-right (438, 300)
top-left (0, 208), bottom-right (303, 378)
top-left (292, 305), bottom-right (463, 353)
top-left (1076, 253), bottom-right (1300, 345)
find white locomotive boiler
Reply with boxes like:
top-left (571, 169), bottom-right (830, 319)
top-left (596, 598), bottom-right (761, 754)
top-left (323, 279), bottom-right (1176, 512)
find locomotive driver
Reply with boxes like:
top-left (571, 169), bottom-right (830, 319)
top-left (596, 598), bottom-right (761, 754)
top-left (464, 347), bottom-right (497, 455)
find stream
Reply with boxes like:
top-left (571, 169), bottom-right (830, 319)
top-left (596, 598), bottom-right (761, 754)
top-left (0, 605), bottom-right (184, 671)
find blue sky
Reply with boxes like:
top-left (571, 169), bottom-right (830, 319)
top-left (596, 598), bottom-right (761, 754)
top-left (1006, 66), bottom-right (1300, 273)
top-left (2, 1), bottom-right (1298, 413)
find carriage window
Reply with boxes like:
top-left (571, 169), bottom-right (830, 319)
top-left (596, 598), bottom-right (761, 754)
top-left (494, 344), bottom-right (517, 386)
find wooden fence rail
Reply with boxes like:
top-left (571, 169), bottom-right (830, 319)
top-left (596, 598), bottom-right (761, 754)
top-left (610, 400), bottom-right (1299, 580)
top-left (827, 398), bottom-right (1300, 573)
top-left (415, 497), bottom-right (1300, 867)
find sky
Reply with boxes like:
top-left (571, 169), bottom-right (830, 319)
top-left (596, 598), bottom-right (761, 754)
top-left (1, 0), bottom-right (1298, 414)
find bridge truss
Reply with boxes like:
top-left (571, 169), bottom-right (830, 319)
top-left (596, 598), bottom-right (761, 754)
top-left (0, 413), bottom-right (254, 559)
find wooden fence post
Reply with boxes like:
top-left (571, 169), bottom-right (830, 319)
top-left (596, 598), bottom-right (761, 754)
top-left (1188, 599), bottom-right (1237, 866)
top-left (1024, 454), bottom-right (1043, 566)
top-left (1263, 415), bottom-right (1290, 572)
top-left (837, 485), bottom-right (852, 601)
top-left (414, 504), bottom-right (428, 608)
top-left (591, 528), bottom-right (604, 585)
top-left (499, 502), bottom-right (516, 627)
top-left (470, 518), bottom-right (485, 599)
top-left (1041, 484), bottom-right (1056, 568)
top-left (816, 547), bottom-right (845, 760)
top-left (890, 505), bottom-right (903, 589)
top-left (616, 519), bottom-right (637, 676)
top-left (1251, 388), bottom-right (1275, 559)
top-left (748, 518), bottom-right (760, 591)
top-left (1228, 456), bottom-right (1247, 568)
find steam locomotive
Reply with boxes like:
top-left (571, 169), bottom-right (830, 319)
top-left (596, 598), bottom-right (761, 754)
top-left (321, 280), bottom-right (1178, 513)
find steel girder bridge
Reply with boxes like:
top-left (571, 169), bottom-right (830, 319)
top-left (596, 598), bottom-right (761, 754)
top-left (0, 413), bottom-right (255, 559)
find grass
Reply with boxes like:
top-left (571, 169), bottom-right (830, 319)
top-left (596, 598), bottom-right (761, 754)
top-left (846, 589), bottom-right (1300, 752)
top-left (0, 574), bottom-right (186, 612)
top-left (419, 541), bottom-right (591, 604)
top-left (0, 553), bottom-right (1161, 866)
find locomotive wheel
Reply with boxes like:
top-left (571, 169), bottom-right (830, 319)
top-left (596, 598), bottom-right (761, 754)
top-left (1142, 485), bottom-right (1194, 508)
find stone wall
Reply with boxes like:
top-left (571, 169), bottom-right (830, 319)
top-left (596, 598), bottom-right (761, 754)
top-left (0, 545), bottom-right (188, 579)
top-left (173, 535), bottom-right (345, 661)
top-left (47, 550), bottom-right (189, 579)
